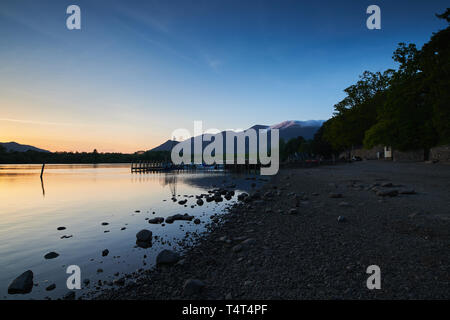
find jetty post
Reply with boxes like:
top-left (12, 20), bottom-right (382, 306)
top-left (40, 163), bottom-right (45, 179)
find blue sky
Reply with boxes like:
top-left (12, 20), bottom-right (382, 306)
top-left (0, 0), bottom-right (448, 152)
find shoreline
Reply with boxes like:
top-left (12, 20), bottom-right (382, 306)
top-left (95, 161), bottom-right (450, 300)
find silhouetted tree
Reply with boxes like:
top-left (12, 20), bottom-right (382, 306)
top-left (365, 9), bottom-right (449, 150)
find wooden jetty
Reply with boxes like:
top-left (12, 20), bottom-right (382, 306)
top-left (131, 161), bottom-right (171, 172)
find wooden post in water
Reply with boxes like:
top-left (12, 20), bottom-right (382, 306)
top-left (40, 163), bottom-right (45, 179)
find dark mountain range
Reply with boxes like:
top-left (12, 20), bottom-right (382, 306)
top-left (150, 139), bottom-right (179, 152)
top-left (0, 142), bottom-right (50, 153)
top-left (149, 120), bottom-right (325, 152)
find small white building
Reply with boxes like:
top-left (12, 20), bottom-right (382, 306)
top-left (384, 146), bottom-right (392, 159)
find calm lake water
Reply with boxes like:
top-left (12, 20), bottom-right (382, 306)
top-left (0, 164), bottom-right (263, 300)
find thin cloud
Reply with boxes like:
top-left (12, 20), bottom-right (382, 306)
top-left (112, 3), bottom-right (171, 34)
top-left (204, 55), bottom-right (223, 71)
top-left (0, 118), bottom-right (81, 126)
top-left (116, 18), bottom-right (198, 65)
top-left (208, 59), bottom-right (222, 70)
top-left (0, 7), bottom-right (68, 44)
top-left (0, 117), bottom-right (130, 129)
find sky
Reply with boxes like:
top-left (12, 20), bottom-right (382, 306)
top-left (0, 0), bottom-right (448, 153)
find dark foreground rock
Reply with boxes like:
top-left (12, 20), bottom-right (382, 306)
top-left (156, 249), bottom-right (180, 266)
top-left (165, 214), bottom-right (194, 224)
top-left (8, 270), bottom-right (34, 294)
top-left (63, 291), bottom-right (76, 300)
top-left (148, 217), bottom-right (164, 224)
top-left (44, 252), bottom-right (59, 259)
top-left (136, 229), bottom-right (153, 248)
top-left (46, 283), bottom-right (56, 291)
top-left (136, 229), bottom-right (152, 242)
top-left (183, 279), bottom-right (205, 295)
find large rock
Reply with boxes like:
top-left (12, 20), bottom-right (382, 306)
top-left (136, 229), bottom-right (153, 242)
top-left (399, 189), bottom-right (416, 195)
top-left (329, 193), bottom-right (343, 198)
top-left (263, 191), bottom-right (273, 200)
top-left (44, 252), bottom-right (59, 259)
top-left (113, 278), bottom-right (125, 286)
top-left (63, 291), bottom-right (76, 300)
top-left (237, 193), bottom-right (248, 201)
top-left (241, 238), bottom-right (257, 247)
top-left (251, 192), bottom-right (261, 200)
top-left (338, 202), bottom-right (351, 207)
top-left (148, 217), bottom-right (164, 224)
top-left (46, 283), bottom-right (56, 291)
top-left (156, 249), bottom-right (180, 266)
top-left (232, 244), bottom-right (243, 253)
top-left (183, 279), bottom-right (205, 295)
top-left (377, 190), bottom-right (398, 197)
top-left (165, 214), bottom-right (194, 224)
top-left (8, 270), bottom-right (33, 294)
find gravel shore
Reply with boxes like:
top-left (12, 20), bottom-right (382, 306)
top-left (96, 161), bottom-right (450, 300)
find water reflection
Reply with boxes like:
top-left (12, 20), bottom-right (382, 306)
top-left (160, 174), bottom-right (178, 197)
top-left (40, 177), bottom-right (45, 198)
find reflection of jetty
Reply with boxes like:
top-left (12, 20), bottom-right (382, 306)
top-left (131, 161), bottom-right (261, 173)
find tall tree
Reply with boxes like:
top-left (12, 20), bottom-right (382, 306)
top-left (323, 70), bottom-right (393, 152)
top-left (364, 10), bottom-right (449, 150)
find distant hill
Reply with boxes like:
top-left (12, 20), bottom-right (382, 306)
top-left (150, 139), bottom-right (179, 152)
top-left (0, 142), bottom-right (51, 153)
top-left (149, 120), bottom-right (325, 152)
top-left (270, 120), bottom-right (325, 130)
top-left (275, 120), bottom-right (325, 141)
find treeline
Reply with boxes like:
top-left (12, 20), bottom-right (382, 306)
top-left (279, 136), bottom-right (314, 161)
top-left (313, 9), bottom-right (450, 157)
top-left (0, 146), bottom-right (171, 164)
